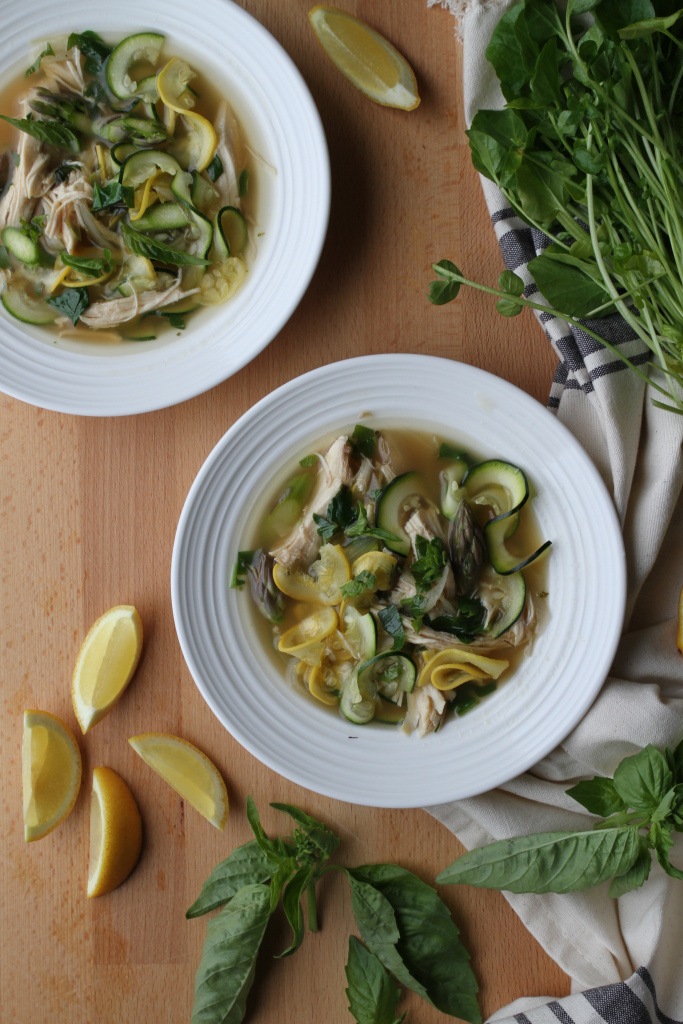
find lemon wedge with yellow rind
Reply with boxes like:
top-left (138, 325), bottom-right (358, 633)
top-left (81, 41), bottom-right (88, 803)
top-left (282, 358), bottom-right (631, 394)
top-left (22, 710), bottom-right (82, 842)
top-left (308, 6), bottom-right (420, 111)
top-left (128, 733), bottom-right (229, 830)
top-left (88, 766), bottom-right (143, 898)
top-left (71, 605), bottom-right (143, 734)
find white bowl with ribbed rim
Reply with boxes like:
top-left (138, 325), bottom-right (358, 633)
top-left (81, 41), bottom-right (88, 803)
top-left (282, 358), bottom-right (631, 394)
top-left (0, 0), bottom-right (329, 415)
top-left (172, 354), bottom-right (626, 808)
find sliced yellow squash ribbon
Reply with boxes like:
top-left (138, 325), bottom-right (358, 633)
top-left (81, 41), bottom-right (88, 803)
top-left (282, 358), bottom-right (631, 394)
top-left (157, 58), bottom-right (217, 171)
top-left (418, 648), bottom-right (509, 691)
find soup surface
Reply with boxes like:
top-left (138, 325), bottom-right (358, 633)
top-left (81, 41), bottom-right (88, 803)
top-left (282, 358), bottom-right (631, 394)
top-left (233, 424), bottom-right (550, 736)
top-left (0, 31), bottom-right (253, 343)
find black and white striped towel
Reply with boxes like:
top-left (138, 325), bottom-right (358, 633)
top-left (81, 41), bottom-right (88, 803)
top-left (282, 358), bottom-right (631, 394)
top-left (427, 2), bottom-right (683, 1022)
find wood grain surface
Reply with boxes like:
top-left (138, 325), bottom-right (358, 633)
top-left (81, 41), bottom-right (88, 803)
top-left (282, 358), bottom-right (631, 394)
top-left (0, 3), bottom-right (567, 1022)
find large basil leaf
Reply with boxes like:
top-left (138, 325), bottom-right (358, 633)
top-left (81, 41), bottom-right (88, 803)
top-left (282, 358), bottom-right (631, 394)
top-left (608, 840), bottom-right (652, 898)
top-left (121, 222), bottom-right (210, 266)
top-left (351, 865), bottom-right (480, 1024)
top-left (437, 827), bottom-right (642, 894)
top-left (613, 745), bottom-right (673, 812)
top-left (345, 936), bottom-right (404, 1024)
top-left (277, 864), bottom-right (313, 958)
top-left (186, 841), bottom-right (274, 918)
top-left (0, 115), bottom-right (78, 153)
top-left (191, 883), bottom-right (271, 1024)
top-left (566, 776), bottom-right (628, 817)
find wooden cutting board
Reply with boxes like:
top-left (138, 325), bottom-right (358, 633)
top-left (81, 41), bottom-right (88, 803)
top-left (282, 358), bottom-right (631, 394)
top-left (0, 3), bottom-right (566, 1021)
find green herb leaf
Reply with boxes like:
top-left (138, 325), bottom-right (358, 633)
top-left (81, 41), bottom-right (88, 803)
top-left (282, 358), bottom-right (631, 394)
top-left (92, 180), bottom-right (135, 212)
top-left (207, 154), bottom-right (224, 182)
top-left (438, 442), bottom-right (468, 461)
top-left (121, 222), bottom-right (210, 266)
top-left (377, 606), bottom-right (405, 652)
top-left (496, 296), bottom-right (523, 317)
top-left (245, 795), bottom-right (285, 864)
top-left (54, 163), bottom-right (79, 184)
top-left (437, 827), bottom-right (642, 894)
top-left (60, 249), bottom-right (112, 278)
top-left (613, 745), bottom-right (673, 813)
top-left (277, 864), bottom-right (313, 958)
top-left (350, 424), bottom-right (376, 459)
top-left (608, 839), bottom-right (652, 898)
top-left (231, 550), bottom-right (255, 588)
top-left (566, 777), bottom-right (628, 817)
top-left (498, 270), bottom-right (524, 296)
top-left (239, 169), bottom-right (250, 197)
top-left (347, 872), bottom-right (422, 997)
top-left (66, 30), bottom-right (112, 76)
top-left (46, 286), bottom-right (89, 325)
top-left (341, 571), bottom-right (377, 599)
top-left (345, 936), bottom-right (404, 1024)
top-left (410, 536), bottom-right (447, 592)
top-left (186, 841), bottom-right (275, 918)
top-left (154, 310), bottom-right (186, 330)
top-left (428, 259), bottom-right (462, 305)
top-left (25, 42), bottom-right (54, 77)
top-left (0, 245), bottom-right (10, 270)
top-left (269, 857), bottom-right (298, 914)
top-left (426, 596), bottom-right (486, 640)
top-left (191, 883), bottom-right (271, 1024)
top-left (527, 253), bottom-right (612, 319)
top-left (270, 803), bottom-right (341, 862)
top-left (351, 865), bottom-right (480, 1023)
top-left (619, 11), bottom-right (683, 39)
top-left (0, 115), bottom-right (79, 153)
top-left (344, 502), bottom-right (401, 544)
top-left (313, 514), bottom-right (337, 543)
top-left (299, 454), bottom-right (318, 467)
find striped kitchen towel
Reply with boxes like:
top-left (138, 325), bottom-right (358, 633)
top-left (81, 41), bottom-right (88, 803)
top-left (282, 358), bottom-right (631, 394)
top-left (427, 2), bottom-right (683, 1022)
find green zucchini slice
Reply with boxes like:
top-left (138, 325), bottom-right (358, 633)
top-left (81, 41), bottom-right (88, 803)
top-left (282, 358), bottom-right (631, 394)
top-left (2, 284), bottom-right (56, 325)
top-left (120, 149), bottom-right (182, 187)
top-left (375, 472), bottom-right (430, 556)
top-left (483, 569), bottom-right (527, 638)
top-left (463, 459), bottom-right (529, 518)
top-left (357, 652), bottom-right (416, 698)
top-left (106, 33), bottom-right (165, 101)
top-left (1, 227), bottom-right (39, 265)
top-left (214, 206), bottom-right (247, 259)
top-left (440, 459), bottom-right (469, 520)
top-left (485, 517), bottom-right (552, 575)
top-left (133, 202), bottom-right (189, 232)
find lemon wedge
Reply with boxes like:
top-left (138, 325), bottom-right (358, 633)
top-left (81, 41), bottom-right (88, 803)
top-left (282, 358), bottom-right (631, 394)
top-left (128, 733), bottom-right (229, 830)
top-left (22, 710), bottom-right (82, 842)
top-left (88, 767), bottom-right (143, 898)
top-left (308, 6), bottom-right (420, 110)
top-left (71, 605), bottom-right (143, 734)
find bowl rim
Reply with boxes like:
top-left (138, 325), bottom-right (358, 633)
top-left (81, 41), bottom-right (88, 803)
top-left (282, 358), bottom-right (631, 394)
top-left (0, 0), bottom-right (330, 415)
top-left (171, 353), bottom-right (627, 807)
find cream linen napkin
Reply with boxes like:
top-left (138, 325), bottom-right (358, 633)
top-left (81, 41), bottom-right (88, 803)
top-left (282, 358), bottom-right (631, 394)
top-left (426, 1), bottom-right (683, 1020)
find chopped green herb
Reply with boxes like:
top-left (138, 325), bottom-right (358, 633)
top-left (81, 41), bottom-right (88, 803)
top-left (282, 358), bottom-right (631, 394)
top-left (367, 488), bottom-right (383, 502)
top-left (25, 43), bottom-right (54, 78)
top-left (155, 310), bottom-right (186, 330)
top-left (438, 442), bottom-right (468, 461)
top-left (340, 571), bottom-right (376, 599)
top-left (312, 513), bottom-right (337, 543)
top-left (60, 249), bottom-right (112, 278)
top-left (91, 180), bottom-right (135, 212)
top-left (427, 596), bottom-right (486, 642)
top-left (299, 454), bottom-right (318, 468)
top-left (410, 536), bottom-right (447, 592)
top-left (46, 286), bottom-right (89, 325)
top-left (0, 115), bottom-right (79, 153)
top-left (350, 423), bottom-right (375, 459)
top-left (238, 168), bottom-right (250, 197)
top-left (231, 550), bottom-right (255, 589)
top-left (377, 605), bottom-right (405, 651)
top-left (401, 594), bottom-right (427, 633)
top-left (53, 163), bottom-right (79, 184)
top-left (0, 246), bottom-right (11, 270)
top-left (121, 222), bottom-right (211, 266)
top-left (67, 30), bottom-right (111, 76)
top-left (207, 154), bottom-right (224, 182)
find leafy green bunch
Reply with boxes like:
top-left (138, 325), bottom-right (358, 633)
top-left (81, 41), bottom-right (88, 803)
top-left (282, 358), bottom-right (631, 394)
top-left (438, 738), bottom-right (683, 897)
top-left (187, 798), bottom-right (480, 1024)
top-left (430, 0), bottom-right (683, 414)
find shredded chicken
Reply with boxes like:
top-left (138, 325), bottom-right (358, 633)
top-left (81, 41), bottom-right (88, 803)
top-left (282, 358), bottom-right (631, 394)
top-left (213, 100), bottom-right (242, 208)
top-left (400, 591), bottom-right (536, 652)
top-left (0, 102), bottom-right (53, 229)
top-left (405, 506), bottom-right (446, 553)
top-left (40, 170), bottom-right (121, 253)
top-left (78, 281), bottom-right (199, 329)
top-left (270, 436), bottom-right (355, 569)
top-left (40, 47), bottom-right (86, 96)
top-left (403, 683), bottom-right (447, 737)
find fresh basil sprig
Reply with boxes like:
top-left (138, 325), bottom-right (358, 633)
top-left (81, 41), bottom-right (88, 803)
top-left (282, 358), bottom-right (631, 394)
top-left (314, 485), bottom-right (400, 546)
top-left (438, 739), bottom-right (683, 897)
top-left (0, 114), bottom-right (79, 153)
top-left (428, 0), bottom-right (683, 415)
top-left (187, 797), bottom-right (480, 1024)
top-left (121, 222), bottom-right (210, 266)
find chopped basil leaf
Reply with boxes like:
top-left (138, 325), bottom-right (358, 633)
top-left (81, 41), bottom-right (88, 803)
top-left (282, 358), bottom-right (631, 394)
top-left (60, 248), bottom-right (112, 278)
top-left (426, 596), bottom-right (486, 642)
top-left (121, 222), bottom-right (211, 266)
top-left (239, 168), bottom-right (250, 197)
top-left (54, 163), bottom-right (79, 184)
top-left (401, 594), bottom-right (427, 632)
top-left (46, 286), bottom-right (89, 325)
top-left (350, 423), bottom-right (375, 459)
top-left (312, 513), bottom-right (337, 543)
top-left (0, 115), bottom-right (79, 153)
top-left (299, 454), bottom-right (317, 468)
top-left (377, 605), bottom-right (405, 651)
top-left (410, 536), bottom-right (447, 592)
top-left (344, 501), bottom-right (400, 543)
top-left (0, 245), bottom-right (11, 270)
top-left (91, 180), bottom-right (134, 212)
top-left (231, 550), bottom-right (255, 588)
top-left (207, 154), bottom-right (224, 182)
top-left (155, 310), bottom-right (186, 329)
top-left (25, 43), bottom-right (54, 78)
top-left (340, 571), bottom-right (376, 599)
top-left (438, 441), bottom-right (468, 460)
top-left (67, 30), bottom-right (111, 76)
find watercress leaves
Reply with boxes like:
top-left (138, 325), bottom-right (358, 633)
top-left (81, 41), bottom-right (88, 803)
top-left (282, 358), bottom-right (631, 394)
top-left (428, 259), bottom-right (462, 305)
top-left (351, 864), bottom-right (481, 1024)
top-left (0, 115), bottom-right (79, 153)
top-left (121, 222), bottom-right (210, 265)
top-left (437, 827), bottom-right (641, 894)
top-left (191, 883), bottom-right (271, 1024)
top-left (345, 936), bottom-right (404, 1024)
top-left (186, 841), bottom-right (274, 918)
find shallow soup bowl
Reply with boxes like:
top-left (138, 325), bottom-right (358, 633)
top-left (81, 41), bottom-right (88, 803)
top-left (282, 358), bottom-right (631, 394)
top-left (0, 0), bottom-right (329, 414)
top-left (172, 354), bottom-right (626, 809)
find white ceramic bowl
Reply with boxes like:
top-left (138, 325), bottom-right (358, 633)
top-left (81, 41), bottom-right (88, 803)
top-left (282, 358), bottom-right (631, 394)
top-left (172, 355), bottom-right (626, 808)
top-left (0, 0), bottom-right (329, 415)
